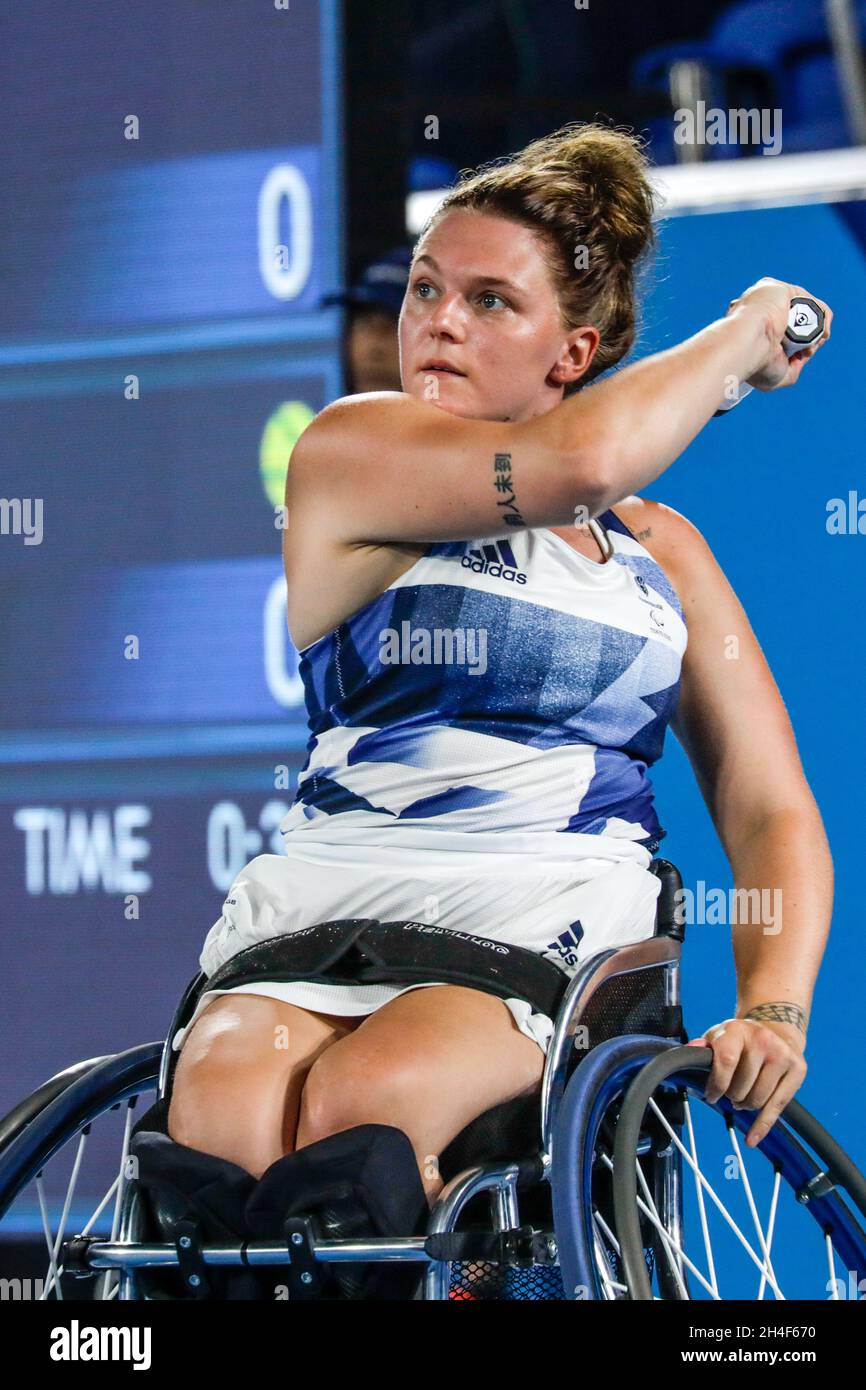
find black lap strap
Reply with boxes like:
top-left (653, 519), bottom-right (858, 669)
top-left (203, 919), bottom-right (569, 1020)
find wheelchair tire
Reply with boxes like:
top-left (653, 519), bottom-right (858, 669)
top-left (550, 1034), bottom-right (681, 1299)
top-left (0, 1044), bottom-right (162, 1222)
top-left (612, 1045), bottom-right (866, 1301)
top-left (0, 1055), bottom-right (113, 1154)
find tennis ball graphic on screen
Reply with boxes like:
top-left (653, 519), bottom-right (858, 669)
top-left (259, 401), bottom-right (315, 508)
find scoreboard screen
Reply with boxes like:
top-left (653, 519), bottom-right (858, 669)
top-left (0, 0), bottom-right (344, 1151)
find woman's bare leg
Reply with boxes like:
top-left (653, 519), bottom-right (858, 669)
top-left (295, 985), bottom-right (545, 1205)
top-left (167, 994), bottom-right (362, 1178)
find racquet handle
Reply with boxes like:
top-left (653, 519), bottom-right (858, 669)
top-left (714, 296), bottom-right (825, 413)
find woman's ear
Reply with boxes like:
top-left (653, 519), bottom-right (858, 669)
top-left (548, 325), bottom-right (600, 387)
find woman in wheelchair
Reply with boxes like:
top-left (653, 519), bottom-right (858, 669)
top-left (168, 122), bottom-right (833, 1210)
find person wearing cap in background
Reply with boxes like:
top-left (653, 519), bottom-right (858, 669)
top-left (323, 247), bottom-right (412, 395)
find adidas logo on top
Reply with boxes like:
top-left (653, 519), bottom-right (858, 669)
top-left (461, 539), bottom-right (527, 585)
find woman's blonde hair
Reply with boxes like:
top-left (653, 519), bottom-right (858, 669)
top-left (417, 121), bottom-right (657, 392)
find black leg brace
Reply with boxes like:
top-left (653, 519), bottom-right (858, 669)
top-left (130, 1123), bottom-right (430, 1301)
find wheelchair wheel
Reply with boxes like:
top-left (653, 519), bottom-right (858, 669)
top-left (551, 1036), bottom-right (866, 1300)
top-left (0, 1044), bottom-right (161, 1300)
top-left (0, 1055), bottom-right (114, 1153)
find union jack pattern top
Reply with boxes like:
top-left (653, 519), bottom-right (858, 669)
top-left (279, 510), bottom-right (688, 857)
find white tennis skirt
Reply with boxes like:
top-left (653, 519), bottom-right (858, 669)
top-left (172, 826), bottom-right (662, 1059)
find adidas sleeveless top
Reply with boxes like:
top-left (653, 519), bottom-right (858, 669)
top-left (279, 510), bottom-right (688, 857)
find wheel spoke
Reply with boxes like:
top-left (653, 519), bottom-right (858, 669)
top-left (35, 1174), bottom-right (65, 1302)
top-left (633, 1155), bottom-right (690, 1299)
top-left (591, 1218), bottom-right (624, 1299)
top-left (682, 1098), bottom-right (719, 1298)
top-left (38, 1100), bottom-right (138, 1300)
top-left (593, 1205), bottom-right (621, 1258)
top-left (40, 1173), bottom-right (123, 1299)
top-left (635, 1157), bottom-right (714, 1299)
top-left (757, 1167), bottom-right (782, 1301)
top-left (51, 1127), bottom-right (88, 1272)
top-left (96, 1100), bottom-right (135, 1301)
top-left (726, 1123), bottom-right (782, 1300)
top-left (643, 1095), bottom-right (785, 1299)
top-left (825, 1231), bottom-right (840, 1299)
top-left (600, 1150), bottom-right (719, 1299)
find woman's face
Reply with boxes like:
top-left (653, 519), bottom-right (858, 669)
top-left (399, 208), bottom-right (599, 423)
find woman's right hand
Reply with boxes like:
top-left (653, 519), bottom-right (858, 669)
top-left (726, 277), bottom-right (832, 392)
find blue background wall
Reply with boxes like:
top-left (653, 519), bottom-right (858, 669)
top-left (636, 200), bottom-right (866, 1171)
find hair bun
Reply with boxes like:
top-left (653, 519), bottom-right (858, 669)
top-left (521, 124), bottom-right (655, 269)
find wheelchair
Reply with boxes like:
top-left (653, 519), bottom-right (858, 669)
top-left (1, 858), bottom-right (865, 1302)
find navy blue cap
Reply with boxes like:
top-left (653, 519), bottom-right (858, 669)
top-left (322, 246), bottom-right (413, 317)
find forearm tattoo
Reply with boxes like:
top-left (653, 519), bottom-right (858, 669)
top-left (492, 453), bottom-right (525, 528)
top-left (743, 1001), bottom-right (808, 1038)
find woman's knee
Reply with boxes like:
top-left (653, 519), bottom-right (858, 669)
top-left (296, 1040), bottom-right (423, 1146)
top-left (167, 996), bottom-right (354, 1173)
top-left (296, 988), bottom-right (545, 1151)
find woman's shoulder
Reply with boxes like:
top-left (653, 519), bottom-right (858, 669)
top-left (606, 495), bottom-right (711, 595)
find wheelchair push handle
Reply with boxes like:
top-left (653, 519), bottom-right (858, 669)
top-left (714, 296), bottom-right (825, 413)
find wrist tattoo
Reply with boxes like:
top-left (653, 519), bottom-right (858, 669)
top-left (743, 1001), bottom-right (808, 1036)
top-left (492, 453), bottom-right (525, 528)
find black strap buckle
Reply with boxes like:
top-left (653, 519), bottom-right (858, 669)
top-left (175, 1217), bottom-right (210, 1299)
top-left (284, 1214), bottom-right (324, 1298)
